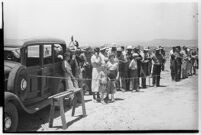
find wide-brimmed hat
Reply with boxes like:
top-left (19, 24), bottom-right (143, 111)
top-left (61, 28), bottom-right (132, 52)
top-left (127, 45), bottom-right (132, 50)
top-left (117, 47), bottom-right (122, 52)
top-left (100, 46), bottom-right (107, 51)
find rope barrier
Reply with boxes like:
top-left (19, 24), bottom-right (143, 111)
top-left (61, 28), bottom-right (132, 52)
top-left (29, 73), bottom-right (169, 81)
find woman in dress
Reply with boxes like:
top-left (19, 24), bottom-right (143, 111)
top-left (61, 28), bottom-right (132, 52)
top-left (106, 53), bottom-right (119, 102)
top-left (91, 47), bottom-right (102, 102)
top-left (62, 49), bottom-right (78, 90)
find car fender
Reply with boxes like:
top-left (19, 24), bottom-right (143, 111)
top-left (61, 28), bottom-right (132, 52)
top-left (4, 92), bottom-right (35, 114)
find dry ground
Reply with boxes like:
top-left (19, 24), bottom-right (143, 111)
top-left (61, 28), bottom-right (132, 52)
top-left (17, 66), bottom-right (198, 131)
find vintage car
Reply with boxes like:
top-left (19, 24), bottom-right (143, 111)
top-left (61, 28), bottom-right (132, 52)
top-left (4, 38), bottom-right (68, 132)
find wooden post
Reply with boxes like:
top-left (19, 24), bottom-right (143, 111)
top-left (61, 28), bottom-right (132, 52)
top-left (59, 98), bottom-right (67, 129)
top-left (48, 99), bottom-right (55, 128)
top-left (80, 89), bottom-right (86, 116)
top-left (71, 95), bottom-right (77, 116)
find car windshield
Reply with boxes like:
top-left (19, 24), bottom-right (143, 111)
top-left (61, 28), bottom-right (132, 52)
top-left (4, 49), bottom-right (21, 62)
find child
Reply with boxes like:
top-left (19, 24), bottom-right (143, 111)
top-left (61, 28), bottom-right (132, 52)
top-left (98, 67), bottom-right (108, 104)
top-left (129, 53), bottom-right (139, 92)
top-left (106, 53), bottom-right (119, 102)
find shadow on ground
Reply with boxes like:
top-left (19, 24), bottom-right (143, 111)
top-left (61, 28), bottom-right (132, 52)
top-left (17, 99), bottom-right (89, 131)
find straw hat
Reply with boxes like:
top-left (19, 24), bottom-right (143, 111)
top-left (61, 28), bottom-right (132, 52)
top-left (127, 45), bottom-right (132, 50)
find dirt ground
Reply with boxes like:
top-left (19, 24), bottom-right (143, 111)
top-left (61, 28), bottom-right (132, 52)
top-left (17, 65), bottom-right (198, 131)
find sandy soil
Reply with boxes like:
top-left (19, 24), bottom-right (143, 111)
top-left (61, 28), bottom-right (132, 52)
top-left (17, 66), bottom-right (198, 131)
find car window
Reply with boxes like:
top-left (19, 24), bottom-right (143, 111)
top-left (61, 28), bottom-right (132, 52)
top-left (54, 44), bottom-right (63, 62)
top-left (43, 44), bottom-right (53, 65)
top-left (27, 45), bottom-right (40, 66)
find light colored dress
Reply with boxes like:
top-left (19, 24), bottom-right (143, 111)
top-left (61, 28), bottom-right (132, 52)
top-left (91, 54), bottom-right (102, 92)
top-left (98, 71), bottom-right (108, 94)
top-left (62, 60), bottom-right (77, 90)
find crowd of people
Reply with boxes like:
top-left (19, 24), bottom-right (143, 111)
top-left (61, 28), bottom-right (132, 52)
top-left (169, 46), bottom-right (199, 82)
top-left (61, 42), bottom-right (183, 104)
top-left (59, 39), bottom-right (199, 105)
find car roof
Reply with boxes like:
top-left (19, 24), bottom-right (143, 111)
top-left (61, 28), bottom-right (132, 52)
top-left (4, 38), bottom-right (66, 48)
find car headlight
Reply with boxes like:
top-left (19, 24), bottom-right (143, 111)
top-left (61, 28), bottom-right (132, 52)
top-left (20, 78), bottom-right (27, 91)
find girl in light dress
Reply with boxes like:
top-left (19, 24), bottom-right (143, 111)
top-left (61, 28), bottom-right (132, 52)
top-left (98, 66), bottom-right (108, 104)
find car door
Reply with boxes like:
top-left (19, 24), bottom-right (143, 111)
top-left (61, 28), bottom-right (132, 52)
top-left (41, 44), bottom-right (54, 97)
top-left (25, 45), bottom-right (42, 100)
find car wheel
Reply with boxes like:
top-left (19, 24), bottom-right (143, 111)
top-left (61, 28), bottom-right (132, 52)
top-left (14, 69), bottom-right (28, 102)
top-left (4, 103), bottom-right (18, 132)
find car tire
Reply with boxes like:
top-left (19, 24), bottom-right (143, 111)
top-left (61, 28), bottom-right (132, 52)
top-left (14, 68), bottom-right (29, 102)
top-left (4, 103), bottom-right (18, 132)
top-left (7, 65), bottom-right (29, 102)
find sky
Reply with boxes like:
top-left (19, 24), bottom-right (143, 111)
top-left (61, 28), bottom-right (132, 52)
top-left (3, 0), bottom-right (199, 45)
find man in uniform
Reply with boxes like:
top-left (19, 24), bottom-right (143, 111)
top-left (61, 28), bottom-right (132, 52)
top-left (151, 48), bottom-right (163, 87)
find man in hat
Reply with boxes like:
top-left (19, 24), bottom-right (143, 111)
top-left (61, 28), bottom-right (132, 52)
top-left (174, 46), bottom-right (182, 81)
top-left (129, 53), bottom-right (139, 92)
top-left (159, 46), bottom-right (166, 71)
top-left (116, 47), bottom-right (127, 91)
top-left (125, 45), bottom-right (133, 91)
top-left (133, 47), bottom-right (142, 88)
top-left (180, 46), bottom-right (188, 79)
top-left (151, 47), bottom-right (163, 87)
top-left (140, 48), bottom-right (150, 88)
top-left (82, 47), bottom-right (93, 95)
top-left (69, 48), bottom-right (82, 83)
top-left (170, 46), bottom-right (177, 81)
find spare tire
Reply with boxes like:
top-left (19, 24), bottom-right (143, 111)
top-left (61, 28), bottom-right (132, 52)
top-left (7, 65), bottom-right (29, 102)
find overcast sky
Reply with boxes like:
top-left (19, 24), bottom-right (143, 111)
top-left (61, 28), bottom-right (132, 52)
top-left (3, 0), bottom-right (198, 45)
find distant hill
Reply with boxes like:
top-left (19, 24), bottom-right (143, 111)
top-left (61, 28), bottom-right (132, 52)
top-left (79, 39), bottom-right (198, 49)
